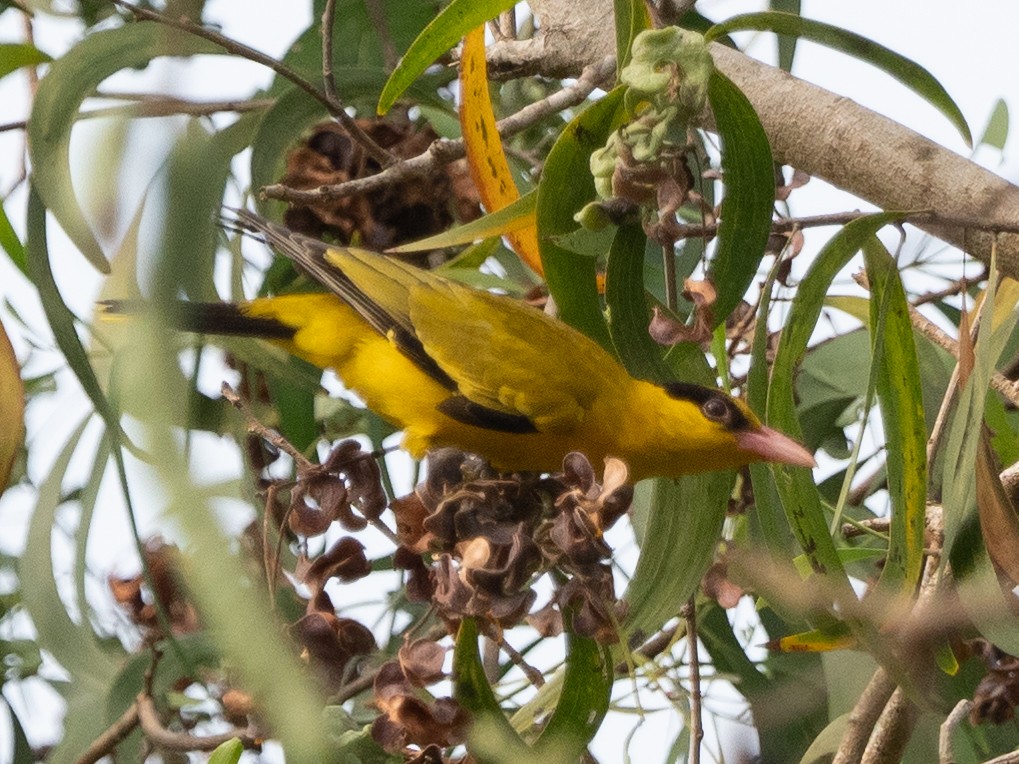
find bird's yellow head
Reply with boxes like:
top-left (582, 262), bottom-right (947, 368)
top-left (628, 382), bottom-right (816, 479)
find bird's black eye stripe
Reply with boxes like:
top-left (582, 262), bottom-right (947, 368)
top-left (659, 381), bottom-right (751, 431)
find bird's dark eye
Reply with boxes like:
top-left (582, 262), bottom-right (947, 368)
top-left (701, 396), bottom-right (731, 423)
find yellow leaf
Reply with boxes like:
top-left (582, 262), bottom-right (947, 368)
top-left (0, 317), bottom-right (24, 493)
top-left (770, 626), bottom-right (856, 653)
top-left (458, 26), bottom-right (542, 274)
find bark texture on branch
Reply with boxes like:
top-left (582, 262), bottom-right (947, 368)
top-left (488, 2), bottom-right (1019, 278)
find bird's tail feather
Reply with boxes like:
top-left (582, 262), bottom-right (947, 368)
top-left (98, 300), bottom-right (296, 340)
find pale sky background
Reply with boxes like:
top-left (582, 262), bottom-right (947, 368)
top-left (0, 0), bottom-right (1017, 761)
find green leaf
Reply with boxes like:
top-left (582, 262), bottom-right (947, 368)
top-left (453, 617), bottom-right (532, 762)
top-left (769, 0), bottom-right (801, 71)
top-left (26, 186), bottom-right (114, 425)
top-left (862, 238), bottom-right (926, 595)
top-left (605, 222), bottom-right (672, 381)
top-left (705, 70), bottom-right (775, 327)
top-left (534, 626), bottom-right (612, 760)
top-left (377, 0), bottom-right (517, 114)
top-left (20, 417), bottom-right (117, 681)
top-left (0, 199), bottom-right (25, 275)
top-left (748, 258), bottom-right (795, 558)
top-left (0, 42), bottom-right (51, 80)
top-left (613, 0), bottom-right (651, 74)
top-left (978, 98), bottom-right (1009, 151)
top-left (705, 12), bottom-right (972, 146)
top-left (27, 22), bottom-right (222, 273)
top-left (389, 191), bottom-right (537, 253)
top-left (767, 213), bottom-right (902, 590)
top-left (208, 738), bottom-right (244, 764)
top-left (537, 89), bottom-right (628, 350)
top-left (623, 471), bottom-right (732, 640)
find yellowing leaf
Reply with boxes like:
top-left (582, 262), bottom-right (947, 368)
top-left (770, 626), bottom-right (856, 653)
top-left (0, 316), bottom-right (24, 494)
top-left (976, 425), bottom-right (1019, 586)
top-left (458, 26), bottom-right (542, 274)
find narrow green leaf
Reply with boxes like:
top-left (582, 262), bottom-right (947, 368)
top-left (26, 186), bottom-right (114, 425)
top-left (705, 70), bottom-right (775, 327)
top-left (623, 471), bottom-right (731, 640)
top-left (942, 275), bottom-right (1019, 654)
top-left (534, 626), bottom-right (612, 759)
top-left (453, 617), bottom-right (532, 762)
top-left (0, 200), bottom-right (26, 275)
top-left (769, 0), bottom-right (801, 71)
top-left (537, 88), bottom-right (627, 350)
top-left (614, 0), bottom-right (651, 74)
top-left (978, 98), bottom-right (1009, 151)
top-left (0, 42), bottom-right (51, 80)
top-left (942, 274), bottom-right (1019, 556)
top-left (747, 258), bottom-right (797, 559)
top-left (389, 191), bottom-right (537, 253)
top-left (768, 213), bottom-right (903, 589)
top-left (705, 12), bottom-right (972, 146)
top-left (862, 238), bottom-right (926, 594)
top-left (605, 222), bottom-right (672, 381)
top-left (27, 23), bottom-right (222, 273)
top-left (21, 415), bottom-right (118, 682)
top-left (377, 0), bottom-right (517, 114)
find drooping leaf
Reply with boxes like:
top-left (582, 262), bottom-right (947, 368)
top-left (378, 0), bottom-right (517, 114)
top-left (537, 88), bottom-right (627, 350)
top-left (705, 12), bottom-right (972, 146)
top-left (705, 70), bottom-right (775, 327)
top-left (605, 222), bottom-right (672, 382)
top-left (27, 22), bottom-right (222, 273)
top-left (459, 26), bottom-right (542, 273)
top-left (26, 186), bottom-right (113, 425)
top-left (767, 214), bottom-right (903, 590)
top-left (623, 471), bottom-right (732, 640)
top-left (862, 238), bottom-right (926, 595)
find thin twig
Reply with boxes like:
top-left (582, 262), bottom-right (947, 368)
top-left (938, 699), bottom-right (972, 763)
top-left (73, 703), bottom-right (141, 764)
top-left (682, 598), bottom-right (702, 764)
top-left (137, 693), bottom-right (261, 752)
top-left (482, 624), bottom-right (545, 688)
top-left (261, 55), bottom-right (618, 204)
top-left (111, 0), bottom-right (392, 166)
top-left (320, 0), bottom-right (394, 166)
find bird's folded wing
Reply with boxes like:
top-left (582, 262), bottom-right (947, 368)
top-left (406, 279), bottom-right (621, 434)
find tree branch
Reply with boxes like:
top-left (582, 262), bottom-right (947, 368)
top-left (260, 55), bottom-right (617, 204)
top-left (485, 0), bottom-right (1019, 280)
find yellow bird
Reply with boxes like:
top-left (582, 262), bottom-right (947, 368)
top-left (134, 211), bottom-right (814, 480)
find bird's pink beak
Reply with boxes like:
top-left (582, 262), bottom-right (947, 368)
top-left (736, 426), bottom-right (816, 468)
